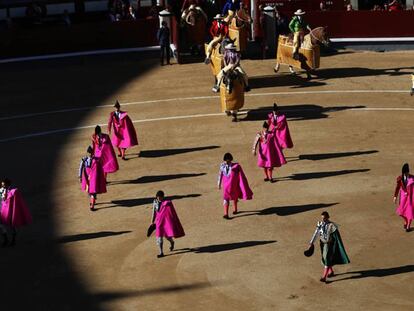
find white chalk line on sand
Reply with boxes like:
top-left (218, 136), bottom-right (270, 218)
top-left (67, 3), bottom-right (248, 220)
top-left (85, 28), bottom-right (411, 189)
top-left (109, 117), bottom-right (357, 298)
top-left (0, 113), bottom-right (224, 143)
top-left (0, 90), bottom-right (410, 122)
top-left (2, 106), bottom-right (414, 143)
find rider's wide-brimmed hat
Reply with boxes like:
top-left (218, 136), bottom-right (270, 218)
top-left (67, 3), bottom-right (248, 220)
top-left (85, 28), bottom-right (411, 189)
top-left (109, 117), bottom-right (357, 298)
top-left (214, 14), bottom-right (223, 19)
top-left (225, 43), bottom-right (237, 50)
top-left (294, 9), bottom-right (306, 15)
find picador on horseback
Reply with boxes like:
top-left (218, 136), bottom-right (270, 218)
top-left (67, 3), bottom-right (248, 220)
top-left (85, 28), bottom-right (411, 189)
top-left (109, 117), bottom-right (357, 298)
top-left (212, 42), bottom-right (250, 93)
top-left (289, 9), bottom-right (312, 60)
top-left (205, 14), bottom-right (229, 64)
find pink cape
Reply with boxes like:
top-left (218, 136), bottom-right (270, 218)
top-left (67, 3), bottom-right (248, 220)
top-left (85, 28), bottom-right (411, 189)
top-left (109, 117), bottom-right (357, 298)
top-left (92, 133), bottom-right (119, 173)
top-left (155, 200), bottom-right (185, 238)
top-left (221, 163), bottom-right (253, 201)
top-left (1, 188), bottom-right (32, 228)
top-left (268, 112), bottom-right (293, 149)
top-left (83, 157), bottom-right (107, 194)
top-left (256, 130), bottom-right (287, 168)
top-left (396, 177), bottom-right (414, 221)
top-left (108, 111), bottom-right (139, 149)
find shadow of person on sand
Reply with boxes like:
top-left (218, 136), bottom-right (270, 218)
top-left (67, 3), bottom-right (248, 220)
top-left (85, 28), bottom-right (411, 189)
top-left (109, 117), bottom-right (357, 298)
top-left (329, 265), bottom-right (414, 283)
top-left (108, 173), bottom-right (206, 186)
top-left (168, 240), bottom-right (277, 256)
top-left (56, 231), bottom-right (132, 243)
top-left (92, 281), bottom-right (216, 301)
top-left (96, 194), bottom-right (201, 210)
top-left (234, 203), bottom-right (338, 218)
top-left (278, 169), bottom-right (370, 181)
top-left (240, 104), bottom-right (366, 122)
top-left (139, 146), bottom-right (220, 158)
top-left (286, 150), bottom-right (378, 163)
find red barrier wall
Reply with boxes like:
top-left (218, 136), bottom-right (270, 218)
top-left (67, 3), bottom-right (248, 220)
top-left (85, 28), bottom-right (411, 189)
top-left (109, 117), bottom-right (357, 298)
top-left (304, 11), bottom-right (414, 38)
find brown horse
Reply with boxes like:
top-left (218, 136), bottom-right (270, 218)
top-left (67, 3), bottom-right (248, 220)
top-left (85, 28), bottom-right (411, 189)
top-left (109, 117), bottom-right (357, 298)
top-left (182, 7), bottom-right (207, 45)
top-left (228, 7), bottom-right (252, 52)
top-left (234, 7), bottom-right (252, 28)
top-left (274, 27), bottom-right (329, 79)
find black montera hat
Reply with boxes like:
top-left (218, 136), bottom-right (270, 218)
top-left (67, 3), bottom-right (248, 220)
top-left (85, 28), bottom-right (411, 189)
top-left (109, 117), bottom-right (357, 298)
top-left (304, 244), bottom-right (314, 257)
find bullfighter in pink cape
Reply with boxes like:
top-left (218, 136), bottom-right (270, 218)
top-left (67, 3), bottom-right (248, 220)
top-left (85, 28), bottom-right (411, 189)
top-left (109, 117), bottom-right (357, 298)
top-left (393, 163), bottom-right (414, 232)
top-left (218, 153), bottom-right (253, 219)
top-left (108, 100), bottom-right (138, 160)
top-left (92, 125), bottom-right (119, 178)
top-left (267, 103), bottom-right (293, 149)
top-left (150, 190), bottom-right (185, 258)
top-left (0, 178), bottom-right (32, 246)
top-left (79, 146), bottom-right (107, 211)
top-left (253, 121), bottom-right (286, 183)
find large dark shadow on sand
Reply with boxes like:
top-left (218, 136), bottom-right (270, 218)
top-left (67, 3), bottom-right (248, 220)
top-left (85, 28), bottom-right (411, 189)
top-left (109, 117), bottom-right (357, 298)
top-left (314, 66), bottom-right (414, 81)
top-left (249, 74), bottom-right (326, 89)
top-left (0, 53), bottom-right (159, 309)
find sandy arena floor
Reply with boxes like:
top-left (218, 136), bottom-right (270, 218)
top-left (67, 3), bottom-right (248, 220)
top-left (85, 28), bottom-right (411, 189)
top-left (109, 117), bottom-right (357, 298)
top-left (1, 50), bottom-right (414, 310)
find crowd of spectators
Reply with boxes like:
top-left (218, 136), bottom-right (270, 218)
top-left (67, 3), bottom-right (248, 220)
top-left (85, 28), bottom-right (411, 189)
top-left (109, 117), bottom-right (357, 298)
top-left (356, 0), bottom-right (414, 11)
top-left (108, 0), bottom-right (137, 21)
top-left (317, 0), bottom-right (414, 11)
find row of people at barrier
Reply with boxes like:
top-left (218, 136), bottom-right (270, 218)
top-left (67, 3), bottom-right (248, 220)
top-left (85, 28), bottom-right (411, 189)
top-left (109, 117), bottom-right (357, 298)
top-left (109, 0), bottom-right (138, 21)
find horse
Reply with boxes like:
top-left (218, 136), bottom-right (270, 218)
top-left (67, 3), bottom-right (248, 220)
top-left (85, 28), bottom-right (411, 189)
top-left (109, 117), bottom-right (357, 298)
top-left (234, 7), bottom-right (252, 28)
top-left (181, 6), bottom-right (207, 55)
top-left (228, 7), bottom-right (252, 51)
top-left (274, 26), bottom-right (329, 79)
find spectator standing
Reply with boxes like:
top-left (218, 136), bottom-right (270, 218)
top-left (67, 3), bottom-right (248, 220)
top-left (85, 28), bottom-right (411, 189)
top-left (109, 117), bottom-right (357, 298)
top-left (157, 21), bottom-right (171, 66)
top-left (62, 10), bottom-right (71, 27)
top-left (126, 6), bottom-right (136, 20)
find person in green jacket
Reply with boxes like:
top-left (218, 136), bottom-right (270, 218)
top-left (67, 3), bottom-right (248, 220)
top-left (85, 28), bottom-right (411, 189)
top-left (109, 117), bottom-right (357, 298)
top-left (289, 9), bottom-right (312, 59)
top-left (308, 211), bottom-right (350, 283)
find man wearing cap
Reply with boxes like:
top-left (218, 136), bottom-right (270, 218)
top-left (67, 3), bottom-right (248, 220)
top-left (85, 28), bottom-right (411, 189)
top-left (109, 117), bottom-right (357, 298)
top-left (289, 9), bottom-right (311, 59)
top-left (157, 21), bottom-right (171, 66)
top-left (212, 42), bottom-right (249, 93)
top-left (204, 14), bottom-right (229, 64)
